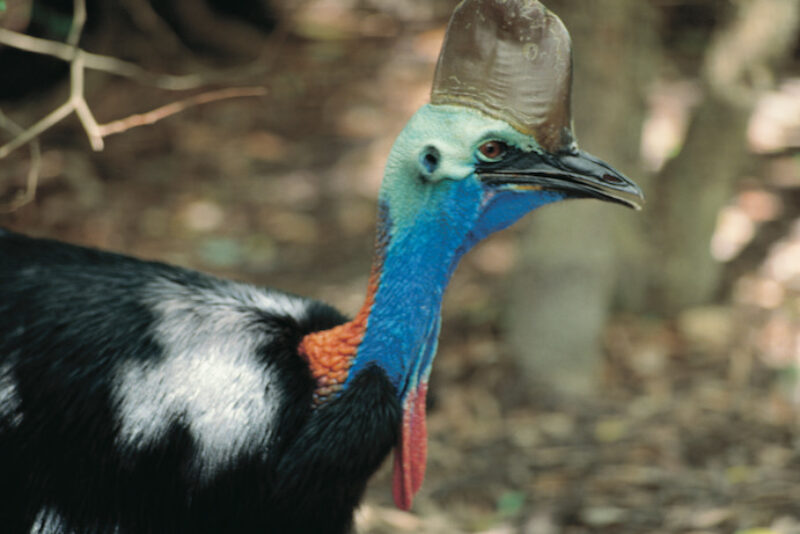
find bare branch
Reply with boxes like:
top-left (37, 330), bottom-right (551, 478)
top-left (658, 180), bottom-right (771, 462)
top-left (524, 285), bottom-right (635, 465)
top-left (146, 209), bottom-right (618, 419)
top-left (97, 87), bottom-right (267, 138)
top-left (81, 55), bottom-right (212, 90)
top-left (0, 28), bottom-right (76, 61)
top-left (0, 54), bottom-right (103, 158)
top-left (0, 0), bottom-right (271, 165)
top-left (0, 101), bottom-right (74, 159)
top-left (70, 53), bottom-right (104, 151)
top-left (0, 111), bottom-right (42, 212)
top-left (74, 99), bottom-right (104, 151)
top-left (66, 0), bottom-right (87, 49)
top-left (0, 28), bottom-right (212, 90)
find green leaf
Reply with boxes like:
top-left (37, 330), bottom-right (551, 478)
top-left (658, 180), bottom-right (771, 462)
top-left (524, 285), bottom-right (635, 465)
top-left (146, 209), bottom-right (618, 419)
top-left (0, 1), bottom-right (7, 12)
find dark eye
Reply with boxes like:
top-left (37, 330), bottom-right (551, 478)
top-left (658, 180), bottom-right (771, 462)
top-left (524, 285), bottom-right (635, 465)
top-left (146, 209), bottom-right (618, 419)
top-left (477, 140), bottom-right (508, 161)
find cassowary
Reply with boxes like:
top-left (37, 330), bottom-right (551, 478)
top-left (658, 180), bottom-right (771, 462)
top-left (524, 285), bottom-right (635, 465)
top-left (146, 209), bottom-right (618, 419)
top-left (0, 1), bottom-right (643, 533)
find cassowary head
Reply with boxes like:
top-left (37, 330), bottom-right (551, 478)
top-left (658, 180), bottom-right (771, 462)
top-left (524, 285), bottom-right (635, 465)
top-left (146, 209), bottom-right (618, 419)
top-left (381, 0), bottom-right (642, 240)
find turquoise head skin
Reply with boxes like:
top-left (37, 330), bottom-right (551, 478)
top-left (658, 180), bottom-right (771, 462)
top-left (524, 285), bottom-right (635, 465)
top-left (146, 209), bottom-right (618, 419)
top-left (343, 103), bottom-right (643, 509)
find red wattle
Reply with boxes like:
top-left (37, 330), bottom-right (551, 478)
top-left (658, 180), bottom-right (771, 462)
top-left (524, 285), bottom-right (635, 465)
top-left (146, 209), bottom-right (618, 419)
top-left (392, 382), bottom-right (428, 510)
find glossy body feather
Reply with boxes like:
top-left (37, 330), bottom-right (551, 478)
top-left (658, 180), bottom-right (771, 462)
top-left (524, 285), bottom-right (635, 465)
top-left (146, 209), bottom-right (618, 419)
top-left (0, 230), bottom-right (400, 534)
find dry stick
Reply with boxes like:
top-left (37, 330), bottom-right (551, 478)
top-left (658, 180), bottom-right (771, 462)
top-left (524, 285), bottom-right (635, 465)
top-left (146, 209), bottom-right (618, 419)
top-left (0, 111), bottom-right (42, 213)
top-left (0, 54), bottom-right (94, 158)
top-left (0, 0), bottom-right (274, 210)
top-left (62, 0), bottom-right (102, 154)
top-left (0, 102), bottom-right (74, 159)
top-left (66, 0), bottom-right (87, 49)
top-left (0, 85), bottom-right (266, 208)
top-left (0, 29), bottom-right (76, 62)
top-left (0, 29), bottom-right (210, 91)
top-left (0, 0), bottom-right (266, 160)
top-left (0, 0), bottom-right (86, 211)
top-left (97, 87), bottom-right (268, 138)
top-left (0, 0), bottom-right (87, 161)
top-left (70, 53), bottom-right (104, 151)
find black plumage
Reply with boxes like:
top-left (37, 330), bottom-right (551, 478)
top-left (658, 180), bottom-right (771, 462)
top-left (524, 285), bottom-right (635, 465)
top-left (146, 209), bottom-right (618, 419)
top-left (0, 230), bottom-right (400, 533)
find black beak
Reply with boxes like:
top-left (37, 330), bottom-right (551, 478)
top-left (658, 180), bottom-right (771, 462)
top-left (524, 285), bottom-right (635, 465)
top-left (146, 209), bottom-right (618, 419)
top-left (478, 148), bottom-right (644, 210)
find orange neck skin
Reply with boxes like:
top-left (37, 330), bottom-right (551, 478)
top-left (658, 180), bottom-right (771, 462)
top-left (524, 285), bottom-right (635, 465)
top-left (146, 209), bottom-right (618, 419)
top-left (299, 206), bottom-right (390, 404)
top-left (298, 260), bottom-right (382, 404)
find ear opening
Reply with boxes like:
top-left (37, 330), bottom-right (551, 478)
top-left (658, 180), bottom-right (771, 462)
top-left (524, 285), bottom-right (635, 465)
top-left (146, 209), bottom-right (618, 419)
top-left (419, 146), bottom-right (441, 175)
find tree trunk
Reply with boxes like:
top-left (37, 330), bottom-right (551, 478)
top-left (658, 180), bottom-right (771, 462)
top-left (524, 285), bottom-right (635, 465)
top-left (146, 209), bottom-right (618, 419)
top-left (507, 0), bottom-right (800, 398)
top-left (507, 0), bottom-right (656, 398)
top-left (654, 0), bottom-right (800, 313)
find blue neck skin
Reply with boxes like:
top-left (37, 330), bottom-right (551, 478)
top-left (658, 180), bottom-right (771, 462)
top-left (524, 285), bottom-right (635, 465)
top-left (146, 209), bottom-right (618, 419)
top-left (341, 104), bottom-right (567, 399)
top-left (345, 180), bottom-right (564, 399)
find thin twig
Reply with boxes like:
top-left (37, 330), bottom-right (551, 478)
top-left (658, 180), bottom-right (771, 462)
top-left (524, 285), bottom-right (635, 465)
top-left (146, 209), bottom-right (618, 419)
top-left (0, 29), bottom-right (75, 62)
top-left (0, 28), bottom-right (210, 90)
top-left (70, 53), bottom-right (104, 151)
top-left (97, 86), bottom-right (267, 137)
top-left (0, 0), bottom-right (271, 175)
top-left (0, 110), bottom-right (42, 212)
top-left (0, 101), bottom-right (74, 159)
top-left (74, 97), bottom-right (104, 150)
top-left (0, 56), bottom-right (86, 159)
top-left (66, 0), bottom-right (87, 49)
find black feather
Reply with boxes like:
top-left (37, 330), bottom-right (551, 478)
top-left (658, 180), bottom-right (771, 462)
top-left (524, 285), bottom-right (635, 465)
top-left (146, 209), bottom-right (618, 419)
top-left (0, 229), bottom-right (400, 534)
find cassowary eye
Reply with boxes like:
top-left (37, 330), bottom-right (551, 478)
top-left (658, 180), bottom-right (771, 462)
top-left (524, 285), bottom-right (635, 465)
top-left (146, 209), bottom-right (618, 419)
top-left (477, 140), bottom-right (508, 162)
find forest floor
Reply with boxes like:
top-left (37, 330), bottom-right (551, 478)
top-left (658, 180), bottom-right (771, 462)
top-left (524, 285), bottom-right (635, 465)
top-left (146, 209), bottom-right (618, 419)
top-left (357, 312), bottom-right (800, 534)
top-left (2, 3), bottom-right (800, 533)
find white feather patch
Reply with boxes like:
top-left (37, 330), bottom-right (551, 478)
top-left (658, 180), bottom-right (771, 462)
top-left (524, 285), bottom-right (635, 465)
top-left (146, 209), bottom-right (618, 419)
top-left (0, 362), bottom-right (22, 428)
top-left (30, 507), bottom-right (71, 534)
top-left (113, 278), bottom-right (309, 480)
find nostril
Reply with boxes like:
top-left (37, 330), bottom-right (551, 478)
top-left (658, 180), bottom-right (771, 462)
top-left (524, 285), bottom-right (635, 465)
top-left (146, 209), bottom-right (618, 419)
top-left (602, 173), bottom-right (624, 185)
top-left (420, 147), bottom-right (440, 174)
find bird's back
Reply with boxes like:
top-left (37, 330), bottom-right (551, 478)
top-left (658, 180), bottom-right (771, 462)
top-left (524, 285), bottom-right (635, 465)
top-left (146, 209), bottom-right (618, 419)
top-left (0, 229), bottom-right (400, 533)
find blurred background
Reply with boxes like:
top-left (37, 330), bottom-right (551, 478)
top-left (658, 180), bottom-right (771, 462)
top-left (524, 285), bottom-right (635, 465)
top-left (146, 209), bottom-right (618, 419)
top-left (2, 0), bottom-right (800, 532)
